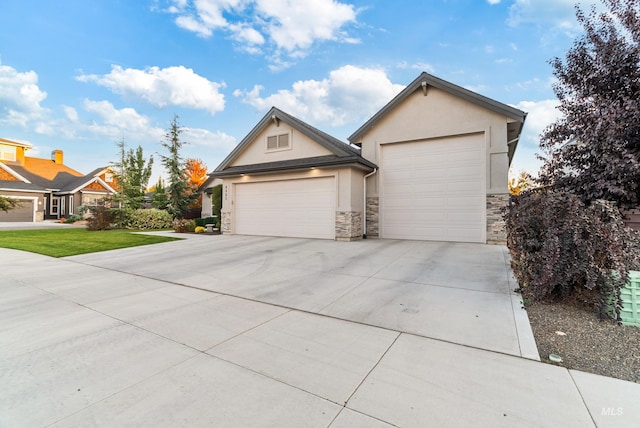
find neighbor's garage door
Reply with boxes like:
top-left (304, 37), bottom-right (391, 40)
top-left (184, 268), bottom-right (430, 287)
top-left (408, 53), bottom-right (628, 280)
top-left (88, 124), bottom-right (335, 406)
top-left (381, 133), bottom-right (485, 243)
top-left (235, 177), bottom-right (335, 239)
top-left (0, 198), bottom-right (34, 222)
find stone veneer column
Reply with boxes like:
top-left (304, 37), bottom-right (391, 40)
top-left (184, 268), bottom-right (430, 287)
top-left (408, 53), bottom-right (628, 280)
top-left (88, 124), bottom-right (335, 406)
top-left (486, 193), bottom-right (509, 245)
top-left (335, 211), bottom-right (362, 241)
top-left (365, 197), bottom-right (379, 237)
top-left (221, 212), bottom-right (232, 234)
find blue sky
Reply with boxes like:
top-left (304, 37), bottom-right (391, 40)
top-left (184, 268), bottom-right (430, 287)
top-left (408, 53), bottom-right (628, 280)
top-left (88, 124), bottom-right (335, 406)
top-left (0, 0), bottom-right (600, 183)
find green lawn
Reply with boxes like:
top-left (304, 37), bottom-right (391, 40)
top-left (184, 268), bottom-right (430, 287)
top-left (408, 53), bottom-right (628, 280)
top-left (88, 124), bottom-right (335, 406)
top-left (0, 228), bottom-right (181, 257)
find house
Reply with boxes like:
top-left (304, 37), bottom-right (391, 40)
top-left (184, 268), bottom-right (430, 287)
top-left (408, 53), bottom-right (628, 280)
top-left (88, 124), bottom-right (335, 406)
top-left (202, 72), bottom-right (527, 244)
top-left (0, 138), bottom-right (117, 222)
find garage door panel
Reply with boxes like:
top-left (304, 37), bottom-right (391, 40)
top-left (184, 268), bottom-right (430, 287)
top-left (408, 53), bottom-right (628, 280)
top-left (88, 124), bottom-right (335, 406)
top-left (235, 177), bottom-right (335, 239)
top-left (0, 199), bottom-right (34, 222)
top-left (381, 134), bottom-right (485, 243)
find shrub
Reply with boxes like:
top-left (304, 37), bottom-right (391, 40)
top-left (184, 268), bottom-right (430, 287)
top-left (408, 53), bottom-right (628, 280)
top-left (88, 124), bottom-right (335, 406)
top-left (172, 218), bottom-right (196, 233)
top-left (86, 205), bottom-right (115, 231)
top-left (64, 210), bottom-right (85, 223)
top-left (505, 190), bottom-right (640, 319)
top-left (110, 207), bottom-right (136, 229)
top-left (195, 216), bottom-right (217, 227)
top-left (127, 209), bottom-right (173, 230)
top-left (194, 226), bottom-right (206, 233)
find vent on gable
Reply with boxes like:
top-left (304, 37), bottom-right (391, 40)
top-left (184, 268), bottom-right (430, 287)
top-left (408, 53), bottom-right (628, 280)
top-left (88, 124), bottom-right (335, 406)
top-left (266, 133), bottom-right (290, 151)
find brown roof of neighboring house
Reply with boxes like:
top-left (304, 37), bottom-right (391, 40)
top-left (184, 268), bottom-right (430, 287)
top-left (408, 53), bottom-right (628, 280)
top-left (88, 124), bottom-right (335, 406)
top-left (0, 149), bottom-right (115, 194)
top-left (21, 157), bottom-right (83, 181)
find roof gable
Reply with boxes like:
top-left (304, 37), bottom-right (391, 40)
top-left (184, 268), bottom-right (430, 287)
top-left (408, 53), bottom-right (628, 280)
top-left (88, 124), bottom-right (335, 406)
top-left (211, 107), bottom-right (375, 178)
top-left (0, 162), bottom-right (31, 183)
top-left (348, 72), bottom-right (527, 144)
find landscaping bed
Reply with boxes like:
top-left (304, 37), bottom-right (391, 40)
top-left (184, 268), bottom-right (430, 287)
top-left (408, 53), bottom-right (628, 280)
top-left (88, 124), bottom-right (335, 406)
top-left (526, 302), bottom-right (640, 383)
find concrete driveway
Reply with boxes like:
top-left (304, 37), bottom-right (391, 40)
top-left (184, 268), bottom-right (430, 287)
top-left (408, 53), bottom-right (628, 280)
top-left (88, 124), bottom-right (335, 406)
top-left (1, 234), bottom-right (638, 427)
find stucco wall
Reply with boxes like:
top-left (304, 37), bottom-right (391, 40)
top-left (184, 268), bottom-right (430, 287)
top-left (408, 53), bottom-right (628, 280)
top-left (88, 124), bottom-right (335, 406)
top-left (358, 87), bottom-right (510, 198)
top-left (230, 122), bottom-right (333, 167)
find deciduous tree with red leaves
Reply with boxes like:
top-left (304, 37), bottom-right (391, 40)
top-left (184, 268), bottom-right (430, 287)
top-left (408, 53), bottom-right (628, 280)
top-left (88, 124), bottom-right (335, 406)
top-left (539, 0), bottom-right (640, 208)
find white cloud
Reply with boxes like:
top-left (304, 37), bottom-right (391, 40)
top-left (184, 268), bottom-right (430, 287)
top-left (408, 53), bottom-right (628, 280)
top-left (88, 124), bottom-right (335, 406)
top-left (255, 0), bottom-right (357, 54)
top-left (510, 99), bottom-right (562, 174)
top-left (397, 61), bottom-right (436, 73)
top-left (173, 0), bottom-right (244, 37)
top-left (235, 65), bottom-right (404, 126)
top-left (77, 65), bottom-right (226, 115)
top-left (507, 0), bottom-right (601, 34)
top-left (166, 0), bottom-right (358, 62)
top-left (229, 23), bottom-right (265, 45)
top-left (487, 0), bottom-right (501, 4)
top-left (63, 106), bottom-right (78, 122)
top-left (0, 63), bottom-right (48, 126)
top-left (183, 126), bottom-right (236, 149)
top-left (517, 99), bottom-right (561, 140)
top-left (82, 99), bottom-right (165, 141)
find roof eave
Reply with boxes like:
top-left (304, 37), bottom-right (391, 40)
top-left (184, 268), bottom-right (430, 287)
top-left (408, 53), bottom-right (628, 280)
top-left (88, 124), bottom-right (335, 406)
top-left (212, 158), bottom-right (376, 178)
top-left (348, 72), bottom-right (527, 144)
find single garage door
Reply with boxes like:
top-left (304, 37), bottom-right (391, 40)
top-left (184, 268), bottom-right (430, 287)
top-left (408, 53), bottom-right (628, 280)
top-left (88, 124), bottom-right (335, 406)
top-left (235, 177), bottom-right (335, 239)
top-left (0, 198), bottom-right (35, 222)
top-left (381, 133), bottom-right (485, 243)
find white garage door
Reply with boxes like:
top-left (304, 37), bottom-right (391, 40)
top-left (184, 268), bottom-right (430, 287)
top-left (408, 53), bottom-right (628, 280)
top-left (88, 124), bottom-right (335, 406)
top-left (381, 133), bottom-right (485, 243)
top-left (0, 198), bottom-right (35, 222)
top-left (235, 177), bottom-right (335, 239)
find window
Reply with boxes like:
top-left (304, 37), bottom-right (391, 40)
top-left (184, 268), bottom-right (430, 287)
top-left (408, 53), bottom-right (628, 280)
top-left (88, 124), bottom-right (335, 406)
top-left (104, 172), bottom-right (113, 183)
top-left (50, 197), bottom-right (58, 215)
top-left (69, 195), bottom-right (74, 215)
top-left (0, 144), bottom-right (16, 161)
top-left (84, 196), bottom-right (100, 206)
top-left (266, 133), bottom-right (290, 151)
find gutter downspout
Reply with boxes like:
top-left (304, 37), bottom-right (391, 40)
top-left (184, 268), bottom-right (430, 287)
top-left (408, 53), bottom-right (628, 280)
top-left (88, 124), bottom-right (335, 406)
top-left (362, 168), bottom-right (378, 239)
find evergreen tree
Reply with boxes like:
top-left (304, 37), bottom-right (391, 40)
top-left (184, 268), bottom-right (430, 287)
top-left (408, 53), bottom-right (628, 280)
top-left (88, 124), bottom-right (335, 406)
top-left (0, 195), bottom-right (19, 212)
top-left (112, 138), bottom-right (153, 209)
top-left (151, 178), bottom-right (169, 210)
top-left (160, 115), bottom-right (195, 218)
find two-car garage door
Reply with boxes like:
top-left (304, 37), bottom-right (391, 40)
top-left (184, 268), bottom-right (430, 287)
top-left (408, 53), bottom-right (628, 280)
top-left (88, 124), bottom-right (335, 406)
top-left (381, 133), bottom-right (486, 243)
top-left (235, 177), bottom-right (335, 239)
top-left (0, 198), bottom-right (35, 222)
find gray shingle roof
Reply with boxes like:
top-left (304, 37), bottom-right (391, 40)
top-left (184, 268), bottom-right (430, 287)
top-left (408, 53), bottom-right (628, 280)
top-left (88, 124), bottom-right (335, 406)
top-left (210, 107), bottom-right (376, 179)
top-left (348, 72), bottom-right (527, 156)
top-left (212, 154), bottom-right (376, 177)
top-left (0, 180), bottom-right (48, 192)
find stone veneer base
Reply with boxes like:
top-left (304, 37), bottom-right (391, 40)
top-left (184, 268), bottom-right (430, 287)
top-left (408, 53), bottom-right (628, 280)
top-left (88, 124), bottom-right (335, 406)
top-left (486, 193), bottom-right (509, 245)
top-left (335, 211), bottom-right (362, 241)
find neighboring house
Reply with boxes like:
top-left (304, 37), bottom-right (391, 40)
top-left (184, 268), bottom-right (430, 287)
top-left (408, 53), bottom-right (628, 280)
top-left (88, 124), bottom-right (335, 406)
top-left (0, 138), bottom-right (117, 222)
top-left (201, 72), bottom-right (527, 244)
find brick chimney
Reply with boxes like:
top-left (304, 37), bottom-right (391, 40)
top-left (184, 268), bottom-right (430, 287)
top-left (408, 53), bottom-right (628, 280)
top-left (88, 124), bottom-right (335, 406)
top-left (51, 149), bottom-right (63, 164)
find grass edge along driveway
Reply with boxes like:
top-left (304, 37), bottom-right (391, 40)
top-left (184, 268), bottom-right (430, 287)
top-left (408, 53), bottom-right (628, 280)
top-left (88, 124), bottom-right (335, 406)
top-left (0, 229), bottom-right (181, 257)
